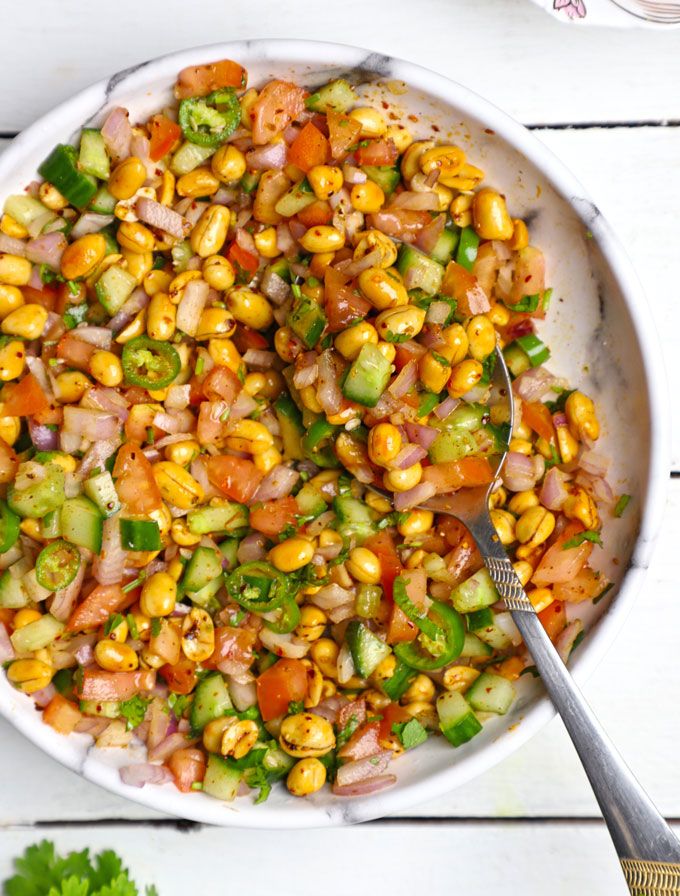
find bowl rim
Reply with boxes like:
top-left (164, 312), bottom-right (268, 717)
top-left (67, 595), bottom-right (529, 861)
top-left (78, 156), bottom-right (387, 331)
top-left (0, 38), bottom-right (669, 829)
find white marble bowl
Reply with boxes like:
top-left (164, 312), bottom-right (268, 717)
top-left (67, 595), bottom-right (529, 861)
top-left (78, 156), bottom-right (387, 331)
top-left (0, 40), bottom-right (668, 828)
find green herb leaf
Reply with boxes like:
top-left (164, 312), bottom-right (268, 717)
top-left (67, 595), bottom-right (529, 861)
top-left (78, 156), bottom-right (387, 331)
top-left (479, 351), bottom-right (497, 386)
top-left (335, 714), bottom-right (360, 749)
top-left (287, 700), bottom-right (305, 715)
top-left (391, 716), bottom-right (428, 750)
top-left (126, 613), bottom-right (139, 640)
top-left (431, 351), bottom-right (450, 368)
top-left (150, 617), bottom-right (161, 637)
top-left (614, 494), bottom-right (631, 518)
top-left (118, 695), bottom-right (150, 731)
top-left (168, 693), bottom-right (192, 719)
top-left (562, 530), bottom-right (603, 550)
top-left (417, 391), bottom-right (440, 417)
top-left (383, 329), bottom-right (411, 344)
top-left (103, 613), bottom-right (124, 637)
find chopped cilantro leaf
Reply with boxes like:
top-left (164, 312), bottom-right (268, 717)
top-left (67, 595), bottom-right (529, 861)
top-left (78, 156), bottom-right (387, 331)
top-left (335, 714), bottom-right (360, 749)
top-left (288, 700), bottom-right (305, 715)
top-left (479, 351), bottom-right (497, 386)
top-left (391, 717), bottom-right (428, 750)
top-left (150, 617), bottom-right (162, 637)
top-left (431, 351), bottom-right (450, 367)
top-left (562, 530), bottom-right (603, 550)
top-left (614, 494), bottom-right (631, 518)
top-left (383, 329), bottom-right (411, 344)
top-left (103, 613), bottom-right (124, 637)
top-left (126, 613), bottom-right (139, 640)
top-left (118, 695), bottom-right (150, 731)
top-left (168, 693), bottom-right (192, 719)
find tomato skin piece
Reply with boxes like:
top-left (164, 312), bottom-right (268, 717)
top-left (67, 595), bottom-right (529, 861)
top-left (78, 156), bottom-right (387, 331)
top-left (175, 59), bottom-right (247, 99)
top-left (112, 441), bottom-right (164, 515)
top-left (232, 326), bottom-right (269, 353)
top-left (327, 110), bottom-right (362, 161)
top-left (378, 702), bottom-right (411, 742)
top-left (251, 80), bottom-right (307, 145)
top-left (0, 438), bottom-right (18, 485)
top-left (355, 138), bottom-right (398, 167)
top-left (228, 241), bottom-right (259, 274)
top-left (256, 658), bottom-right (308, 721)
top-left (43, 694), bottom-right (82, 735)
top-left (159, 657), bottom-right (198, 695)
top-left (56, 332), bottom-right (96, 371)
top-left (79, 669), bottom-right (156, 701)
top-left (538, 600), bottom-right (567, 641)
top-left (287, 122), bottom-right (329, 172)
top-left (206, 455), bottom-right (264, 504)
top-left (323, 266), bottom-right (372, 333)
top-left (149, 114), bottom-right (182, 161)
top-left (2, 373), bottom-right (50, 416)
top-left (66, 583), bottom-right (134, 632)
top-left (202, 364), bottom-right (241, 403)
top-left (249, 496), bottom-right (299, 538)
top-left (211, 626), bottom-right (256, 674)
top-left (421, 456), bottom-right (494, 493)
top-left (21, 284), bottom-right (57, 311)
top-left (440, 261), bottom-right (490, 317)
top-left (522, 400), bottom-right (556, 444)
top-left (364, 531), bottom-right (402, 604)
top-left (296, 199), bottom-right (333, 227)
top-left (168, 747), bottom-right (206, 792)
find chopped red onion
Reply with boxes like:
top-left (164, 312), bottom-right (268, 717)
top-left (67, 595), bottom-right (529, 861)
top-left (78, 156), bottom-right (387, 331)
top-left (246, 142), bottom-right (287, 170)
top-left (242, 348), bottom-right (276, 368)
top-left (50, 553), bottom-right (86, 621)
top-left (92, 515), bottom-right (125, 585)
top-left (342, 164), bottom-right (367, 184)
top-left (335, 750), bottom-right (392, 787)
top-left (0, 233), bottom-right (27, 255)
top-left (392, 443), bottom-right (428, 470)
top-left (235, 227), bottom-right (257, 256)
top-left (259, 628), bottom-right (309, 658)
top-left (176, 278), bottom-right (209, 337)
top-left (148, 732), bottom-right (194, 763)
top-left (28, 419), bottom-right (58, 451)
top-left (503, 451), bottom-right (538, 493)
top-left (260, 268), bottom-right (290, 305)
top-left (70, 214), bottom-right (115, 240)
top-left (333, 247), bottom-right (382, 278)
top-left (63, 407), bottom-right (119, 441)
top-left (329, 186), bottom-right (351, 212)
top-left (512, 367), bottom-right (558, 402)
top-left (120, 763), bottom-right (174, 788)
top-left (26, 231), bottom-right (67, 267)
top-left (32, 683), bottom-right (58, 708)
top-left (78, 435), bottom-right (122, 480)
top-left (136, 197), bottom-right (190, 239)
top-left (73, 326), bottom-right (113, 349)
top-left (236, 532), bottom-right (268, 564)
top-left (313, 695), bottom-right (347, 723)
top-left (227, 675), bottom-right (257, 712)
top-left (388, 360), bottom-right (417, 398)
top-left (101, 107), bottom-right (132, 162)
top-left (404, 422), bottom-right (438, 449)
top-left (540, 467), bottom-right (570, 512)
top-left (309, 584), bottom-right (354, 610)
top-left (579, 449), bottom-right (610, 478)
top-left (108, 288), bottom-right (149, 333)
top-left (415, 214), bottom-right (446, 254)
top-left (317, 350), bottom-right (343, 415)
top-left (393, 480), bottom-right (437, 511)
top-left (391, 190), bottom-right (440, 210)
top-left (230, 391), bottom-right (258, 421)
top-left (0, 623), bottom-right (15, 664)
top-left (27, 210), bottom-right (56, 240)
top-left (434, 396), bottom-right (459, 420)
top-left (165, 385), bottom-right (191, 410)
top-left (254, 465), bottom-right (299, 502)
top-left (74, 643), bottom-right (94, 666)
top-left (153, 409), bottom-right (194, 434)
top-left (293, 354), bottom-right (318, 388)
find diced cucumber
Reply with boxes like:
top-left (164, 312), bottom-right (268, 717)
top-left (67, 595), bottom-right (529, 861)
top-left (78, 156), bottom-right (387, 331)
top-left (294, 482), bottom-right (327, 518)
top-left (183, 546), bottom-right (223, 592)
top-left (80, 700), bottom-right (120, 719)
top-left (171, 141), bottom-right (215, 176)
top-left (430, 225), bottom-right (460, 266)
top-left (460, 632), bottom-right (493, 658)
top-left (456, 226), bottom-right (479, 271)
top-left (396, 244), bottom-right (444, 295)
top-left (381, 659), bottom-right (417, 701)
top-left (470, 610), bottom-right (521, 651)
top-left (274, 394), bottom-right (305, 461)
top-left (437, 690), bottom-right (482, 747)
top-left (83, 471), bottom-right (120, 518)
top-left (89, 186), bottom-right (117, 215)
top-left (78, 129), bottom-right (110, 180)
top-left (187, 501), bottom-right (248, 536)
top-left (217, 538), bottom-right (239, 571)
top-left (262, 743), bottom-right (296, 778)
top-left (3, 195), bottom-right (56, 230)
top-left (7, 464), bottom-right (65, 519)
top-left (503, 342), bottom-right (532, 378)
top-left (40, 510), bottom-right (61, 540)
top-left (171, 240), bottom-right (193, 272)
top-left (305, 79), bottom-right (356, 114)
top-left (267, 258), bottom-right (291, 283)
top-left (189, 673), bottom-right (232, 733)
top-left (203, 753), bottom-right (242, 801)
top-left (428, 429), bottom-right (477, 463)
top-left (60, 496), bottom-right (103, 553)
top-left (274, 178), bottom-right (315, 217)
top-left (362, 165), bottom-right (400, 196)
top-left (450, 568), bottom-right (499, 614)
top-left (240, 171), bottom-right (260, 193)
top-left (466, 672), bottom-right (515, 715)
top-left (0, 570), bottom-right (29, 608)
top-left (95, 264), bottom-right (137, 315)
top-left (187, 576), bottom-right (222, 610)
top-left (10, 614), bottom-right (64, 653)
top-left (287, 294), bottom-right (327, 350)
top-left (341, 343), bottom-right (392, 408)
top-left (332, 495), bottom-right (378, 545)
top-left (345, 621), bottom-right (391, 678)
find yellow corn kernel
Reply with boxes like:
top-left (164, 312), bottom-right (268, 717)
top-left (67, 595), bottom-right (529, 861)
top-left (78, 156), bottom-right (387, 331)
top-left (0, 254), bottom-right (32, 287)
top-left (143, 270), bottom-right (172, 299)
top-left (445, 162), bottom-right (485, 192)
top-left (299, 225), bottom-right (345, 254)
top-left (466, 315), bottom-right (497, 361)
top-left (515, 506), bottom-right (555, 555)
top-left (196, 307), bottom-right (236, 341)
top-left (307, 165), bottom-right (344, 201)
top-left (170, 519), bottom-right (201, 546)
top-left (350, 181), bottom-right (385, 214)
top-left (164, 439), bottom-right (200, 466)
top-left (401, 674), bottom-right (436, 705)
top-left (221, 718), bottom-right (259, 759)
top-left (513, 560), bottom-right (534, 587)
top-left (385, 124), bottom-right (412, 153)
top-left (490, 509), bottom-right (516, 545)
top-left (270, 537), bottom-right (315, 572)
top-left (176, 167), bottom-right (220, 198)
top-left (507, 490), bottom-right (539, 516)
top-left (155, 168), bottom-right (176, 206)
top-left (109, 156), bottom-right (147, 200)
top-left (146, 292), bottom-right (176, 342)
top-left (527, 587), bottom-right (554, 613)
top-left (358, 266), bottom-right (408, 311)
top-left (140, 571), bottom-right (177, 618)
top-left (7, 658), bottom-right (53, 694)
top-left (346, 547), bottom-right (382, 585)
top-left (122, 248), bottom-right (153, 284)
top-left (376, 341), bottom-right (396, 363)
top-left (118, 221), bottom-right (155, 254)
top-left (61, 234), bottom-right (106, 281)
top-left (375, 305), bottom-right (426, 342)
top-left (488, 303), bottom-right (511, 327)
top-left (224, 419), bottom-right (274, 455)
top-left (353, 229), bottom-right (398, 268)
top-left (1, 304), bottom-right (47, 340)
top-left (202, 716), bottom-right (234, 753)
top-left (299, 384), bottom-right (323, 413)
top-left (400, 140), bottom-right (435, 182)
top-left (556, 423), bottom-right (579, 464)
top-left (296, 606), bottom-right (327, 642)
top-left (181, 607), bottom-right (215, 663)
top-left (287, 757), bottom-right (327, 797)
top-left (0, 339), bottom-right (25, 382)
top-left (52, 370), bottom-right (89, 403)
top-left (90, 350), bottom-right (123, 388)
top-left (565, 391), bottom-right (599, 442)
top-left (509, 438), bottom-right (533, 456)
top-left (419, 145), bottom-right (466, 186)
top-left (367, 422), bottom-right (402, 467)
top-left (208, 337), bottom-right (242, 373)
top-left (563, 487), bottom-right (600, 530)
top-left (243, 372), bottom-right (266, 397)
top-left (450, 192), bottom-right (473, 228)
top-left (441, 324), bottom-right (469, 365)
top-left (334, 321), bottom-right (378, 360)
top-left (226, 288), bottom-right (274, 330)
top-left (14, 608), bottom-right (42, 629)
top-left (348, 107), bottom-right (387, 137)
top-left (371, 654), bottom-right (397, 688)
top-left (384, 463), bottom-right (422, 493)
top-left (496, 656), bottom-right (525, 682)
top-left (202, 255), bottom-right (236, 291)
top-left (397, 509), bottom-right (434, 538)
top-left (94, 639), bottom-right (139, 672)
top-left (472, 188), bottom-right (514, 241)
top-left (419, 350), bottom-right (451, 394)
top-left (253, 446), bottom-right (283, 474)
top-left (443, 665), bottom-right (481, 693)
top-left (448, 358), bottom-right (484, 398)
top-left (0, 285), bottom-right (24, 321)
top-left (279, 712), bottom-right (336, 758)
top-left (365, 491), bottom-right (392, 514)
top-left (509, 219), bottom-right (529, 251)
top-left (489, 486), bottom-right (507, 510)
top-left (0, 415), bottom-right (20, 446)
top-left (211, 144), bottom-right (247, 183)
top-left (253, 226), bottom-right (280, 258)
top-left (152, 462), bottom-right (205, 511)
top-left (190, 204), bottom-right (230, 257)
top-left (0, 214), bottom-right (28, 239)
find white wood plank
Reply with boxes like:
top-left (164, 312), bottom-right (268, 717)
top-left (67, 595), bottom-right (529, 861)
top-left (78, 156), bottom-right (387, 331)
top-left (1, 0), bottom-right (680, 131)
top-left (2, 477), bottom-right (678, 824)
top-left (0, 820), bottom-right (670, 895)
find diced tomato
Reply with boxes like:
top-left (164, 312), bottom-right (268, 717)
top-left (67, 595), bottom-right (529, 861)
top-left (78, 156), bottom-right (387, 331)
top-left (228, 241), bottom-right (259, 274)
top-left (211, 626), bottom-right (256, 675)
top-left (338, 721), bottom-right (381, 760)
top-left (368, 209), bottom-right (431, 243)
top-left (232, 326), bottom-right (269, 353)
top-left (202, 364), bottom-right (241, 403)
top-left (324, 266), bottom-right (372, 332)
top-left (67, 584), bottom-right (135, 632)
top-left (251, 80), bottom-right (307, 145)
top-left (168, 747), bottom-right (206, 792)
top-left (196, 400), bottom-right (225, 446)
top-left (422, 457), bottom-right (494, 493)
top-left (124, 386), bottom-right (153, 406)
top-left (522, 400), bottom-right (555, 444)
top-left (364, 531), bottom-right (402, 603)
top-left (0, 608), bottom-right (14, 627)
top-left (386, 568), bottom-right (426, 645)
top-left (21, 284), bottom-right (57, 311)
top-left (175, 58), bottom-right (247, 99)
top-left (440, 262), bottom-right (491, 316)
top-left (538, 600), bottom-right (567, 641)
top-left (43, 694), bottom-right (82, 735)
top-left (378, 702), bottom-right (411, 742)
top-left (355, 138), bottom-right (398, 167)
top-left (256, 658), bottom-right (308, 721)
top-left (249, 496), bottom-right (299, 537)
top-left (327, 110), bottom-right (362, 161)
top-left (1, 373), bottom-right (50, 417)
top-left (79, 669), bottom-right (156, 701)
top-left (148, 114), bottom-right (182, 162)
top-left (33, 400), bottom-right (63, 426)
top-left (437, 518), bottom-right (483, 584)
top-left (393, 341), bottom-right (426, 371)
top-left (112, 441), bottom-right (164, 514)
top-left (297, 199), bottom-right (333, 227)
top-left (56, 332), bottom-right (96, 371)
top-left (159, 658), bottom-right (198, 695)
top-left (287, 122), bottom-right (329, 172)
top-left (206, 455), bottom-right (264, 504)
top-left (553, 566), bottom-right (605, 604)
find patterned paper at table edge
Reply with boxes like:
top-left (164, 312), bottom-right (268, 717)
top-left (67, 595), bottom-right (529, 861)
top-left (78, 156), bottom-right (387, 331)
top-left (530, 0), bottom-right (680, 27)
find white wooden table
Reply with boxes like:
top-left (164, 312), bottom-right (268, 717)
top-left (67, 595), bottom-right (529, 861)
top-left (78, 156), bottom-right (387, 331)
top-left (1, 2), bottom-right (678, 892)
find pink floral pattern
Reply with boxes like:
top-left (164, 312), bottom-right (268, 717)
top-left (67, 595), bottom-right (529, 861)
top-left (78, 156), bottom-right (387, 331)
top-left (554, 0), bottom-right (587, 17)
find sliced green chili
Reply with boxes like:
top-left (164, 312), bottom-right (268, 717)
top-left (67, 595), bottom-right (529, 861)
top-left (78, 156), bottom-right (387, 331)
top-left (122, 336), bottom-right (181, 389)
top-left (225, 561), bottom-right (288, 613)
top-left (0, 500), bottom-right (20, 554)
top-left (178, 89), bottom-right (241, 147)
top-left (302, 419), bottom-right (340, 469)
top-left (395, 601), bottom-right (465, 671)
top-left (35, 539), bottom-right (81, 591)
top-left (263, 592), bottom-right (301, 634)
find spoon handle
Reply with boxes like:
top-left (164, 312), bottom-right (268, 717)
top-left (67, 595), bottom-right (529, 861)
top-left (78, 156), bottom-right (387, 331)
top-left (469, 513), bottom-right (680, 891)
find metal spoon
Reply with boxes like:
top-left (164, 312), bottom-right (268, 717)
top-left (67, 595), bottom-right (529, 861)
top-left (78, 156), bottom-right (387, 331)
top-left (368, 346), bottom-right (680, 894)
